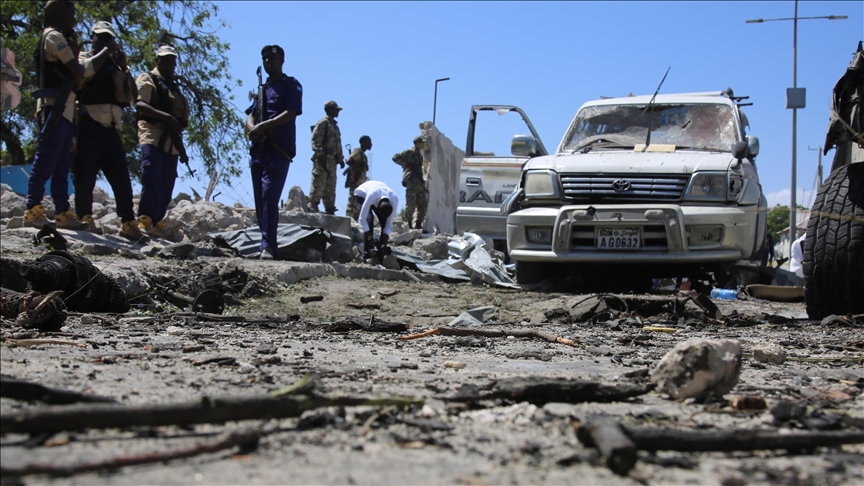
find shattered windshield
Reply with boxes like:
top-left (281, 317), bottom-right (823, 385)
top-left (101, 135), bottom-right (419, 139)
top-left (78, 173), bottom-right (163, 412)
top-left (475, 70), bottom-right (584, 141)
top-left (560, 103), bottom-right (738, 153)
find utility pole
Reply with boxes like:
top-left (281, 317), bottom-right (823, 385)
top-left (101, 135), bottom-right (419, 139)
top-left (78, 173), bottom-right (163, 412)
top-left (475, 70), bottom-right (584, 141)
top-left (746, 1), bottom-right (847, 256)
top-left (433, 77), bottom-right (450, 126)
top-left (808, 145), bottom-right (823, 184)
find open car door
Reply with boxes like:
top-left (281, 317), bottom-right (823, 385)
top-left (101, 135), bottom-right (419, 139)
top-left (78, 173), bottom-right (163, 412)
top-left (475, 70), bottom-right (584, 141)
top-left (455, 105), bottom-right (547, 244)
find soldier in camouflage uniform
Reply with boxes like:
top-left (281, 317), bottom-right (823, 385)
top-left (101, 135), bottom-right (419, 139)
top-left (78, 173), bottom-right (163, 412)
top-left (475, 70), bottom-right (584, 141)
top-left (308, 100), bottom-right (344, 214)
top-left (344, 135), bottom-right (372, 221)
top-left (392, 135), bottom-right (428, 230)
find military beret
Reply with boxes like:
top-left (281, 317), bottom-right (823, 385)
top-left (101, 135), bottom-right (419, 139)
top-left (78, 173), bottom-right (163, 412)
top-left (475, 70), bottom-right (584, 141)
top-left (413, 136), bottom-right (425, 144)
top-left (261, 45), bottom-right (284, 58)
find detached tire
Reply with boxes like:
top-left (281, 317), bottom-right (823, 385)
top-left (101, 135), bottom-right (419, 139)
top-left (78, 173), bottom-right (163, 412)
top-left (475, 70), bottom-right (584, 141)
top-left (515, 261), bottom-right (547, 285)
top-left (803, 164), bottom-right (864, 319)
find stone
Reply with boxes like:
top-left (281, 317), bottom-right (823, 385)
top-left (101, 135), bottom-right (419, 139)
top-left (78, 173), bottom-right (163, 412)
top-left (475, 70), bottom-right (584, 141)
top-left (284, 186), bottom-right (310, 212)
top-left (751, 343), bottom-right (787, 364)
top-left (160, 242), bottom-right (197, 259)
top-left (381, 254), bottom-right (400, 270)
top-left (92, 186), bottom-right (110, 204)
top-left (5, 216), bottom-right (23, 229)
top-left (90, 202), bottom-right (107, 218)
top-left (0, 189), bottom-right (25, 218)
top-left (173, 192), bottom-right (193, 204)
top-left (413, 236), bottom-right (450, 261)
top-left (650, 339), bottom-right (742, 400)
top-left (139, 245), bottom-right (161, 257)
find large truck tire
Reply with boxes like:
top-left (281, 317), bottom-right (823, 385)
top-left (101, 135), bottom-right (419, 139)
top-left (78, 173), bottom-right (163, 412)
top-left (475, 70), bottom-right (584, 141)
top-left (803, 164), bottom-right (864, 319)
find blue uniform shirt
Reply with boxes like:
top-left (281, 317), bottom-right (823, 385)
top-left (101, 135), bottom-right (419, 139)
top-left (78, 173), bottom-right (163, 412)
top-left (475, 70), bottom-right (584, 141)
top-left (246, 74), bottom-right (303, 159)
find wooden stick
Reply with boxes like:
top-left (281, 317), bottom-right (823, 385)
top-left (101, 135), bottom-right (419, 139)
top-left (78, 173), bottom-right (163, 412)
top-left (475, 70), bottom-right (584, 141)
top-left (5, 339), bottom-right (87, 348)
top-left (401, 268), bottom-right (422, 283)
top-left (576, 417), bottom-right (638, 476)
top-left (0, 394), bottom-right (423, 435)
top-left (347, 303), bottom-right (381, 309)
top-left (0, 376), bottom-right (115, 405)
top-left (0, 427), bottom-right (268, 478)
top-left (400, 328), bottom-right (441, 340)
top-left (624, 426), bottom-right (864, 452)
top-left (398, 326), bottom-right (580, 348)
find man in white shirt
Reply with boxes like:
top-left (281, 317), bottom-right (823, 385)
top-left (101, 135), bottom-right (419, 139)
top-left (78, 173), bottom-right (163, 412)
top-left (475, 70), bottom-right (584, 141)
top-left (789, 233), bottom-right (806, 277)
top-left (353, 180), bottom-right (400, 260)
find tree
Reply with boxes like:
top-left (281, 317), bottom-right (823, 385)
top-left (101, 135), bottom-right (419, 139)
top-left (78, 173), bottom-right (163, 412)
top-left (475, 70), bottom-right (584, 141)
top-left (0, 0), bottom-right (246, 189)
top-left (766, 204), bottom-right (808, 241)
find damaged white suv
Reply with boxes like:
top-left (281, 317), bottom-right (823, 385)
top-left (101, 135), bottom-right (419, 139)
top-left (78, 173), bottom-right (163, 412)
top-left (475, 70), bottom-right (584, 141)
top-left (503, 90), bottom-right (768, 286)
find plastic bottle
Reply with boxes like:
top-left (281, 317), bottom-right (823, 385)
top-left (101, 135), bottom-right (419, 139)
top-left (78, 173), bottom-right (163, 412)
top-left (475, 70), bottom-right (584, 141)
top-left (710, 288), bottom-right (738, 301)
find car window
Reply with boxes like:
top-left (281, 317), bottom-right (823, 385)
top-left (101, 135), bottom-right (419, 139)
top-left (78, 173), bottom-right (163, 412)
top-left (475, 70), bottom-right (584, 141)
top-left (560, 103), bottom-right (738, 153)
top-left (473, 109), bottom-right (535, 157)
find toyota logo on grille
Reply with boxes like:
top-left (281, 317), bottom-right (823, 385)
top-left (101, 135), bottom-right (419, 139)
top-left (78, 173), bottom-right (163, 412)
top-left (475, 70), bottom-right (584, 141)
top-left (612, 179), bottom-right (632, 192)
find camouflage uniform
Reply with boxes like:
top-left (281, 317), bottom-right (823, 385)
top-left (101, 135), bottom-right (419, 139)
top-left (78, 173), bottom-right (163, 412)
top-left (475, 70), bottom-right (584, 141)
top-left (344, 147), bottom-right (369, 221)
top-left (392, 145), bottom-right (427, 228)
top-left (309, 115), bottom-right (342, 213)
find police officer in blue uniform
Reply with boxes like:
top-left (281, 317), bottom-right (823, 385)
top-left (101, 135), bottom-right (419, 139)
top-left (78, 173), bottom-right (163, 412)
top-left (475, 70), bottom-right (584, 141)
top-left (245, 45), bottom-right (303, 260)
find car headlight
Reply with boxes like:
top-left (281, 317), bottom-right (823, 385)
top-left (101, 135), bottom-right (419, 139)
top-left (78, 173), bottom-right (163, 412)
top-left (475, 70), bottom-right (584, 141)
top-left (523, 170), bottom-right (559, 198)
top-left (685, 172), bottom-right (727, 201)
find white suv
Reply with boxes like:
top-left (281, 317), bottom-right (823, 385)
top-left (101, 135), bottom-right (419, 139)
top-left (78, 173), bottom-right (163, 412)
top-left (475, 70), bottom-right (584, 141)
top-left (503, 90), bottom-right (768, 286)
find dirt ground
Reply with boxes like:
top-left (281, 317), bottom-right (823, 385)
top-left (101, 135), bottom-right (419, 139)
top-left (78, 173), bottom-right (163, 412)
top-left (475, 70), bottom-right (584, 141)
top-left (1, 232), bottom-right (863, 485)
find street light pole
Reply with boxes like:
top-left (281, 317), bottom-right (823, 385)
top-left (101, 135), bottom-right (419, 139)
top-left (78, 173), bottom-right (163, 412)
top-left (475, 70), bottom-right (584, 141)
top-left (746, 1), bottom-right (846, 258)
top-left (433, 77), bottom-right (450, 126)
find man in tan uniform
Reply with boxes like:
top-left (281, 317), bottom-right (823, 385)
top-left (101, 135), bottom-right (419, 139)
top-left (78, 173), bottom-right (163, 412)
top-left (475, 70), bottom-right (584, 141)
top-left (134, 45), bottom-right (190, 239)
top-left (308, 100), bottom-right (344, 214)
top-left (344, 135), bottom-right (372, 221)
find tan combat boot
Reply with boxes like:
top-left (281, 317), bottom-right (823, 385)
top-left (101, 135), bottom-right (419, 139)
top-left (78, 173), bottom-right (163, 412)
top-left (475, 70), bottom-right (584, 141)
top-left (54, 210), bottom-right (91, 230)
top-left (81, 215), bottom-right (103, 235)
top-left (139, 215), bottom-right (170, 239)
top-left (24, 205), bottom-right (53, 228)
top-left (119, 220), bottom-right (150, 243)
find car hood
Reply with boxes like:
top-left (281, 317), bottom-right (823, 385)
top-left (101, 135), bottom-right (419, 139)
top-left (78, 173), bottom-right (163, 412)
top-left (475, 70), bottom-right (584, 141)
top-left (525, 150), bottom-right (737, 174)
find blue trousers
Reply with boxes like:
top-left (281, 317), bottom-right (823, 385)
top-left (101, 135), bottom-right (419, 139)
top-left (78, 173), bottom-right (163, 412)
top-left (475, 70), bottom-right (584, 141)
top-left (138, 143), bottom-right (178, 224)
top-left (26, 105), bottom-right (73, 213)
top-left (73, 114), bottom-right (135, 222)
top-left (251, 150), bottom-right (291, 252)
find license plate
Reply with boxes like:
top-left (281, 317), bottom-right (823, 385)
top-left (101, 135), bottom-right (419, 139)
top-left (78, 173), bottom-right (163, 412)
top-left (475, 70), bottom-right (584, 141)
top-left (596, 228), bottom-right (641, 249)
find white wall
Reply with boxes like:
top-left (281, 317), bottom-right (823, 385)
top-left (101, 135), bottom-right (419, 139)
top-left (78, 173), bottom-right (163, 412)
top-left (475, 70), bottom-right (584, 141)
top-left (420, 121), bottom-right (464, 234)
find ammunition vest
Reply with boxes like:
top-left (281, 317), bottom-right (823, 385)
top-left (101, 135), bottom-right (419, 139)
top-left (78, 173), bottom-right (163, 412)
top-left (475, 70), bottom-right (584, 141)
top-left (138, 72), bottom-right (187, 128)
top-left (33, 30), bottom-right (66, 90)
top-left (79, 58), bottom-right (126, 106)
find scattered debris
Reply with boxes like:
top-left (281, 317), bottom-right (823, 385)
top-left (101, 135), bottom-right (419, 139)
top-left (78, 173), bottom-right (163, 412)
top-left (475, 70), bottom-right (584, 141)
top-left (0, 288), bottom-right (66, 331)
top-left (445, 377), bottom-right (654, 405)
top-left (0, 375), bottom-right (115, 404)
top-left (650, 339), bottom-right (742, 400)
top-left (399, 326), bottom-right (579, 348)
top-left (300, 295), bottom-right (324, 304)
top-left (751, 343), bottom-right (787, 364)
top-left (576, 416), bottom-right (638, 476)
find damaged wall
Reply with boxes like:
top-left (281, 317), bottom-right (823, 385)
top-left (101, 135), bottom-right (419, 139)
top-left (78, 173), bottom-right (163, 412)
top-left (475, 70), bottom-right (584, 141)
top-left (420, 122), bottom-right (464, 235)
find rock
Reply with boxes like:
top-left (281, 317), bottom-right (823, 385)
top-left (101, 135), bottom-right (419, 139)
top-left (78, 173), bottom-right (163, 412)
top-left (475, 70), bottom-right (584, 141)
top-left (284, 186), bottom-right (310, 212)
top-left (650, 339), bottom-right (742, 400)
top-left (139, 245), bottom-right (161, 257)
top-left (174, 192), bottom-right (193, 204)
top-left (392, 230), bottom-right (421, 247)
top-left (81, 243), bottom-right (118, 256)
top-left (412, 236), bottom-right (450, 261)
top-left (5, 216), bottom-right (23, 229)
top-left (92, 186), bottom-right (110, 204)
top-left (751, 343), bottom-right (787, 364)
top-left (97, 213), bottom-right (122, 235)
top-left (101, 266), bottom-right (152, 302)
top-left (160, 242), bottom-right (197, 258)
top-left (119, 248), bottom-right (146, 260)
top-left (381, 254), bottom-right (400, 270)
top-left (443, 361), bottom-right (467, 369)
top-left (91, 202), bottom-right (107, 218)
top-left (0, 189), bottom-right (25, 218)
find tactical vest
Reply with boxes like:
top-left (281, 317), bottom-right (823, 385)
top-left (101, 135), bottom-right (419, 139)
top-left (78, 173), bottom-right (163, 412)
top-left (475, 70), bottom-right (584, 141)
top-left (79, 57), bottom-right (126, 106)
top-left (138, 72), bottom-right (187, 128)
top-left (33, 30), bottom-right (66, 90)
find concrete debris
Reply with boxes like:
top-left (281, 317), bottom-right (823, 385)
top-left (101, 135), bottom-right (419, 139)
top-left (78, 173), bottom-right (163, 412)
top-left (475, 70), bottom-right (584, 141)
top-left (447, 306), bottom-right (495, 327)
top-left (751, 343), bottom-right (787, 364)
top-left (284, 185), bottom-right (311, 212)
top-left (650, 339), bottom-right (742, 400)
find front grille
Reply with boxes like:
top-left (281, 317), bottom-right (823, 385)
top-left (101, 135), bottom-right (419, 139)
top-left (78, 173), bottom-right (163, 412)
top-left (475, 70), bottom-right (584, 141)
top-left (560, 173), bottom-right (690, 201)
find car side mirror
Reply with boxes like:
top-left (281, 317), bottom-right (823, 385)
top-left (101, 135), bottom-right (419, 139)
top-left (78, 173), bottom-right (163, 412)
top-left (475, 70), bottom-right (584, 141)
top-left (511, 134), bottom-right (537, 157)
top-left (731, 141), bottom-right (748, 169)
top-left (746, 135), bottom-right (760, 159)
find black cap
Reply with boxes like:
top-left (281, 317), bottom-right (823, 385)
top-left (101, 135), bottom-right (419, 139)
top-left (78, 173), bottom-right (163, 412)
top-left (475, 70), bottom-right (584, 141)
top-left (261, 45), bottom-right (284, 58)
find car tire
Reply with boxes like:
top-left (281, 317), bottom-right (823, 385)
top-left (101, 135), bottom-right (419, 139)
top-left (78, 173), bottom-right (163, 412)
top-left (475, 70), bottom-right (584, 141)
top-left (515, 261), bottom-right (547, 285)
top-left (803, 163), bottom-right (864, 319)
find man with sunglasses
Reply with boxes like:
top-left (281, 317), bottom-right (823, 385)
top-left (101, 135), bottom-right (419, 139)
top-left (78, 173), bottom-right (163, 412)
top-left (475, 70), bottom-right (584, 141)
top-left (245, 45), bottom-right (303, 260)
top-left (353, 180), bottom-right (399, 262)
top-left (74, 21), bottom-right (146, 242)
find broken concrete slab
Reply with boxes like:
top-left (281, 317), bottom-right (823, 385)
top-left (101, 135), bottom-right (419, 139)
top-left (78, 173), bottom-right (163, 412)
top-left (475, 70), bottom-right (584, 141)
top-left (752, 343), bottom-right (787, 364)
top-left (650, 339), bottom-right (742, 401)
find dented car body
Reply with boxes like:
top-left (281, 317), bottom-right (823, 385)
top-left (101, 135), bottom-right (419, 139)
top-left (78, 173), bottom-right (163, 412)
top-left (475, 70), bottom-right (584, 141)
top-left (503, 91), bottom-right (768, 284)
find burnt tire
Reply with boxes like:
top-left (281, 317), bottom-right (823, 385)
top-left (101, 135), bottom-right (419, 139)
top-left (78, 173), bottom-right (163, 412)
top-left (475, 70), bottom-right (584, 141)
top-left (515, 261), bottom-right (547, 285)
top-left (803, 164), bottom-right (864, 319)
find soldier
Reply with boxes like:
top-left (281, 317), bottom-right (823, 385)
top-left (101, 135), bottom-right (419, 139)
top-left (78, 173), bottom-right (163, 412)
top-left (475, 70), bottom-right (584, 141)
top-left (24, 0), bottom-right (107, 230)
top-left (134, 45), bottom-right (189, 239)
top-left (353, 180), bottom-right (399, 261)
top-left (245, 45), bottom-right (303, 260)
top-left (309, 100), bottom-right (344, 214)
top-left (344, 135), bottom-right (372, 221)
top-left (72, 21), bottom-right (147, 242)
top-left (392, 135), bottom-right (428, 230)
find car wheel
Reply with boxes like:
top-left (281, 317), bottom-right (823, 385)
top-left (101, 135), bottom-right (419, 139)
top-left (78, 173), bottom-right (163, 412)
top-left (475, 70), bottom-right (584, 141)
top-left (803, 164), bottom-right (864, 319)
top-left (515, 261), bottom-right (547, 285)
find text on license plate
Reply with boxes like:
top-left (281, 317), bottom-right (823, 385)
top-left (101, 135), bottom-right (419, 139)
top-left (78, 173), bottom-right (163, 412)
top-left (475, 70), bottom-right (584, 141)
top-left (596, 228), bottom-right (641, 249)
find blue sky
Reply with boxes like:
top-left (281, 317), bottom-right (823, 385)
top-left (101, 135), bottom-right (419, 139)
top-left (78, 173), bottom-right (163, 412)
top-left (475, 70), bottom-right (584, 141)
top-left (137, 1), bottom-right (863, 214)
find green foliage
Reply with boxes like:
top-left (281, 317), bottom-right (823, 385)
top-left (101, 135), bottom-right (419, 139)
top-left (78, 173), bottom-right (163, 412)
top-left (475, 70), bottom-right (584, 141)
top-left (766, 204), bottom-right (807, 241)
top-left (0, 0), bottom-right (246, 189)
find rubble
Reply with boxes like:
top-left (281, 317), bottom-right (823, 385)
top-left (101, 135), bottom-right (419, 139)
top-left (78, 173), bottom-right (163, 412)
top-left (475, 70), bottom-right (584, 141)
top-left (751, 343), bottom-right (788, 364)
top-left (650, 339), bottom-right (743, 400)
